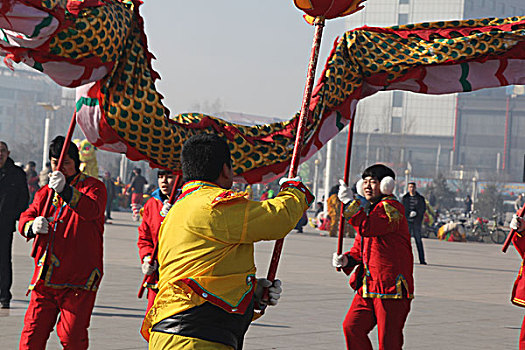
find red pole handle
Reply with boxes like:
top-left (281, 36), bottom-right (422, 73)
top-left (502, 205), bottom-right (525, 253)
top-left (31, 113), bottom-right (77, 258)
top-left (336, 116), bottom-right (356, 271)
top-left (138, 173), bottom-right (181, 298)
top-left (263, 17), bottom-right (325, 301)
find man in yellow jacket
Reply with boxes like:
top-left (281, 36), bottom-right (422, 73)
top-left (141, 134), bottom-right (314, 349)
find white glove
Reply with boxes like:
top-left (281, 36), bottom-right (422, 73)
top-left (278, 176), bottom-right (301, 186)
top-left (409, 211), bottom-right (417, 218)
top-left (32, 216), bottom-right (51, 234)
top-left (338, 179), bottom-right (352, 205)
top-left (142, 256), bottom-right (158, 275)
top-left (160, 200), bottom-right (173, 217)
top-left (332, 252), bottom-right (348, 268)
top-left (48, 171), bottom-right (66, 193)
top-left (510, 214), bottom-right (525, 232)
top-left (255, 278), bottom-right (282, 306)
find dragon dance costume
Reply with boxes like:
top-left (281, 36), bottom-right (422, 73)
top-left (0, 2), bottom-right (524, 184)
top-left (18, 172), bottom-right (106, 350)
top-left (141, 180), bottom-right (313, 349)
top-left (341, 195), bottom-right (414, 350)
top-left (510, 212), bottom-right (525, 350)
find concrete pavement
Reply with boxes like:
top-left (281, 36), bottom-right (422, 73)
top-left (1, 211), bottom-right (523, 349)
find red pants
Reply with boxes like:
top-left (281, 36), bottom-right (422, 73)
top-left (519, 317), bottom-right (525, 350)
top-left (20, 283), bottom-right (97, 350)
top-left (343, 294), bottom-right (411, 350)
top-left (131, 193), bottom-right (143, 205)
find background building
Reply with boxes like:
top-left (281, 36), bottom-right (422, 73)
top-left (0, 65), bottom-right (74, 168)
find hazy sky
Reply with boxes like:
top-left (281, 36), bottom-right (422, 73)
top-left (140, 1), bottom-right (350, 119)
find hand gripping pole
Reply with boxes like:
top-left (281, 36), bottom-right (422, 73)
top-left (30, 113), bottom-right (77, 258)
top-left (502, 205), bottom-right (525, 253)
top-left (336, 116), bottom-right (356, 271)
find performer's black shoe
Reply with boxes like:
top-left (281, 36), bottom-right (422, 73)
top-left (1, 301), bottom-right (10, 309)
top-left (420, 261), bottom-right (427, 265)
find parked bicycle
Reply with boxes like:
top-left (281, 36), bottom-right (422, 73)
top-left (465, 211), bottom-right (507, 244)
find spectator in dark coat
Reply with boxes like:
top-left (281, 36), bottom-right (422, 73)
top-left (103, 171), bottom-right (116, 222)
top-left (402, 182), bottom-right (427, 265)
top-left (0, 141), bottom-right (29, 308)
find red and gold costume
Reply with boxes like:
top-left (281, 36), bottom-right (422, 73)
top-left (137, 188), bottom-right (165, 311)
top-left (141, 180), bottom-right (313, 348)
top-left (510, 212), bottom-right (525, 350)
top-left (18, 173), bottom-right (106, 350)
top-left (341, 196), bottom-right (414, 350)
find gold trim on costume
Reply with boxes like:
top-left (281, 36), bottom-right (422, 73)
top-left (382, 201), bottom-right (403, 223)
top-left (69, 187), bottom-right (82, 208)
top-left (343, 200), bottom-right (361, 218)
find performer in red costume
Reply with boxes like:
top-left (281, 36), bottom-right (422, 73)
top-left (137, 169), bottom-right (177, 311)
top-left (332, 164), bottom-right (414, 350)
top-left (18, 136), bottom-right (107, 350)
top-left (509, 211), bottom-right (525, 349)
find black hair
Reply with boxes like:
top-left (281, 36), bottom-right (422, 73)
top-left (0, 141), bottom-right (7, 150)
top-left (182, 133), bottom-right (231, 183)
top-left (408, 182), bottom-right (416, 187)
top-left (362, 164), bottom-right (395, 181)
top-left (329, 185), bottom-right (338, 197)
top-left (157, 169), bottom-right (172, 177)
top-left (49, 136), bottom-right (81, 171)
top-left (134, 168), bottom-right (141, 175)
top-left (27, 161), bottom-right (36, 167)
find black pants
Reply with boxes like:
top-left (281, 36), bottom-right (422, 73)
top-left (105, 198), bottom-right (112, 220)
top-left (408, 222), bottom-right (426, 264)
top-left (0, 228), bottom-right (13, 303)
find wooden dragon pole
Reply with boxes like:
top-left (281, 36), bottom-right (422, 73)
top-left (264, 17), bottom-right (325, 299)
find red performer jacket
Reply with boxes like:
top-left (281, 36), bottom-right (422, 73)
top-left (137, 188), bottom-right (165, 288)
top-left (18, 173), bottom-right (106, 291)
top-left (511, 210), bottom-right (525, 307)
top-left (342, 196), bottom-right (414, 299)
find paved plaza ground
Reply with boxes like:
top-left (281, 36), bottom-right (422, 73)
top-left (1, 211), bottom-right (523, 349)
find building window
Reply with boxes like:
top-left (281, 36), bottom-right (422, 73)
top-left (392, 91), bottom-right (404, 107)
top-left (398, 13), bottom-right (408, 25)
top-left (399, 0), bottom-right (409, 4)
top-left (391, 117), bottom-right (402, 133)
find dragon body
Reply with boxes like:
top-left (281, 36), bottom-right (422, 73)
top-left (0, 1), bottom-right (524, 183)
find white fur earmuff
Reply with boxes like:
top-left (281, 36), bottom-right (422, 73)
top-left (357, 176), bottom-right (396, 197)
top-left (356, 179), bottom-right (364, 197)
top-left (380, 176), bottom-right (395, 195)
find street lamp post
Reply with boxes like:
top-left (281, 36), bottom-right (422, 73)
top-left (37, 102), bottom-right (62, 171)
top-left (404, 169), bottom-right (411, 194)
top-left (324, 139), bottom-right (334, 209)
top-left (313, 158), bottom-right (320, 202)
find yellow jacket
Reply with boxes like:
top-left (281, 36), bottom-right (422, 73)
top-left (141, 180), bottom-right (311, 340)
